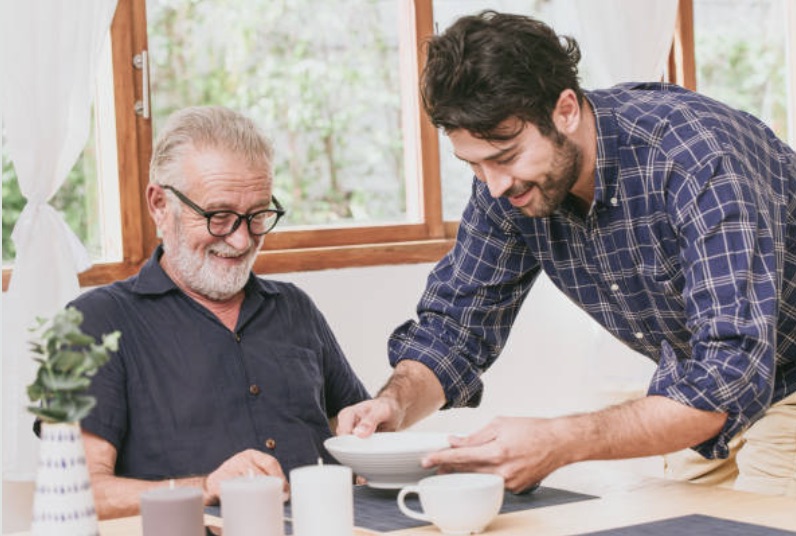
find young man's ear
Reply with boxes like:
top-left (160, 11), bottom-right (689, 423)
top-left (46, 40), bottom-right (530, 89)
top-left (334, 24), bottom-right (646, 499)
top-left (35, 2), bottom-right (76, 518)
top-left (552, 89), bottom-right (581, 135)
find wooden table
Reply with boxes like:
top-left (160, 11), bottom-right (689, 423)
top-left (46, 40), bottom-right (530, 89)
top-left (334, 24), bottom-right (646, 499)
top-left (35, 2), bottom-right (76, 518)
top-left (390, 480), bottom-right (796, 534)
top-left (6, 480), bottom-right (796, 535)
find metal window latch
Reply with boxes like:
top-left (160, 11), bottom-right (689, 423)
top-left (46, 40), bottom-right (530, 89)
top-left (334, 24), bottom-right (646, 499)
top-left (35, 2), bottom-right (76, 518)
top-left (133, 50), bottom-right (150, 119)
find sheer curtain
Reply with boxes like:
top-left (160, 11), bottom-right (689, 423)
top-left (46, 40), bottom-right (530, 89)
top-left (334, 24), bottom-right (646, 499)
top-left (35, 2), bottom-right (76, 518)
top-left (569, 0), bottom-right (679, 88)
top-left (1, 0), bottom-right (118, 481)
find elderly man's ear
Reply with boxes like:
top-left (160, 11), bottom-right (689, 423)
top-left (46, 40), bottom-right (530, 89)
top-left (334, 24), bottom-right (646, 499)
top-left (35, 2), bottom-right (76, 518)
top-left (146, 184), bottom-right (169, 230)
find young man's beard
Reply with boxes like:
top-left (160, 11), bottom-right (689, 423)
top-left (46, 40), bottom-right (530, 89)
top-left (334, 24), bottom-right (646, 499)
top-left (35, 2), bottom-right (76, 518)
top-left (512, 132), bottom-right (582, 218)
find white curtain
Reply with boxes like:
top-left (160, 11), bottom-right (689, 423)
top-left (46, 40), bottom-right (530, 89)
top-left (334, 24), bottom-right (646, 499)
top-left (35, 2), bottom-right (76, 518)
top-left (1, 0), bottom-right (118, 480)
top-left (552, 0), bottom-right (679, 89)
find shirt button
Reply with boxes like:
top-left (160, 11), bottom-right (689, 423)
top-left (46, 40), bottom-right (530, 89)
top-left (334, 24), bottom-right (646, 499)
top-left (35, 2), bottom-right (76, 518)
top-left (235, 333), bottom-right (241, 343)
top-left (249, 384), bottom-right (261, 395)
top-left (634, 332), bottom-right (644, 339)
top-left (610, 197), bottom-right (618, 206)
top-left (264, 438), bottom-right (276, 450)
top-left (610, 283), bottom-right (619, 292)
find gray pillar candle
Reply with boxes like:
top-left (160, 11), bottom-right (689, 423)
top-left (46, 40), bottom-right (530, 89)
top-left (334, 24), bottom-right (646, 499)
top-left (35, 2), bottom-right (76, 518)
top-left (140, 484), bottom-right (204, 536)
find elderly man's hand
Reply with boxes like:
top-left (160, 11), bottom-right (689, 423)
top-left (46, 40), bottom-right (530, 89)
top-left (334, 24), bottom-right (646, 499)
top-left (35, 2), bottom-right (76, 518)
top-left (202, 449), bottom-right (288, 504)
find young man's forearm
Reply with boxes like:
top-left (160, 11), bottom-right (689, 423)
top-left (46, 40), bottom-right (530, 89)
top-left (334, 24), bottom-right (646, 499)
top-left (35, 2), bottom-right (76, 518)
top-left (557, 395), bottom-right (728, 465)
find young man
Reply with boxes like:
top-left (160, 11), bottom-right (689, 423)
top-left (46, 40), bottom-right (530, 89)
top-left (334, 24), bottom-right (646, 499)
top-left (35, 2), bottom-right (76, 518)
top-left (338, 11), bottom-right (796, 496)
top-left (73, 106), bottom-right (370, 518)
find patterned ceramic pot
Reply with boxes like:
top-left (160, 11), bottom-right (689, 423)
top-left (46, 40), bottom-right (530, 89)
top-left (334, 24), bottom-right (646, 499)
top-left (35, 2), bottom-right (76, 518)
top-left (31, 422), bottom-right (98, 536)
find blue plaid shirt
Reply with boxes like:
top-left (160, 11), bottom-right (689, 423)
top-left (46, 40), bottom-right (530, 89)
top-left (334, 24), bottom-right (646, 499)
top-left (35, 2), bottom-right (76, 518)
top-left (389, 83), bottom-right (796, 459)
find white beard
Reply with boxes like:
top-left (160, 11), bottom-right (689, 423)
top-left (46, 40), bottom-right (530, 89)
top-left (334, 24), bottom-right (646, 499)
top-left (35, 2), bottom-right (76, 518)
top-left (166, 219), bottom-right (259, 301)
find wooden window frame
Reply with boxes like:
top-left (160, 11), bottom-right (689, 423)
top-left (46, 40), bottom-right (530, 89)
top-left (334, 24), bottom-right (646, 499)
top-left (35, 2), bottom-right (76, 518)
top-left (1, 0), bottom-right (697, 290)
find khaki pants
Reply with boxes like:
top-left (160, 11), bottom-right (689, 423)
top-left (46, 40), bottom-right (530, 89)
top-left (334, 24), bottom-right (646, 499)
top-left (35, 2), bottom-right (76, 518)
top-left (663, 391), bottom-right (796, 496)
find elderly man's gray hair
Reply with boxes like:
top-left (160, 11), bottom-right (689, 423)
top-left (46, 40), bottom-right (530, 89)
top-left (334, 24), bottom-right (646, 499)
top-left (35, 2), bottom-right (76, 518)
top-left (150, 106), bottom-right (274, 189)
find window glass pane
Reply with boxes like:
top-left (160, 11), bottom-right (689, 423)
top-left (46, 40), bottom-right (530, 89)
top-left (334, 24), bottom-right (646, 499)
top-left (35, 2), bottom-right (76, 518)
top-left (694, 0), bottom-right (790, 142)
top-left (146, 0), bottom-right (412, 228)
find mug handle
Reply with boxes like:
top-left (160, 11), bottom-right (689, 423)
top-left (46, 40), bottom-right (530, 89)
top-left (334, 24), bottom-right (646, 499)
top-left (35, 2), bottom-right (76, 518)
top-left (397, 486), bottom-right (430, 522)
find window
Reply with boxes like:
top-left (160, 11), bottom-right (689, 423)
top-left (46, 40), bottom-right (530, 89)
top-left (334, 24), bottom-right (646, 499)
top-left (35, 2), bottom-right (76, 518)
top-left (692, 0), bottom-right (792, 143)
top-left (3, 0), bottom-right (449, 290)
top-left (148, 0), bottom-right (414, 228)
top-left (4, 0), bottom-right (793, 291)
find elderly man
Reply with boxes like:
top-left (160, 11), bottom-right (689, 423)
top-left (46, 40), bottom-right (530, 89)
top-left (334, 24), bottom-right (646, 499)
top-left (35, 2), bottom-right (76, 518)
top-left (338, 11), bottom-right (796, 497)
top-left (71, 106), bottom-right (369, 518)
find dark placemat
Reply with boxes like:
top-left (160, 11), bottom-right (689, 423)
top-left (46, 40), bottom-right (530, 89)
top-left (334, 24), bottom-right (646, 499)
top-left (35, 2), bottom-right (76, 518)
top-left (207, 485), bottom-right (596, 534)
top-left (580, 514), bottom-right (796, 535)
top-left (338, 485), bottom-right (598, 533)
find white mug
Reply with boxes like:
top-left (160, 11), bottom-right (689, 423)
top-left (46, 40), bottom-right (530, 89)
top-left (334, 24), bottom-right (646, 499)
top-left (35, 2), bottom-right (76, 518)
top-left (397, 473), bottom-right (504, 535)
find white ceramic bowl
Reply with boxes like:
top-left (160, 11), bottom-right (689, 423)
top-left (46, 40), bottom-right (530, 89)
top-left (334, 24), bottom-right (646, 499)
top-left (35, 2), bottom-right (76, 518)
top-left (324, 432), bottom-right (451, 489)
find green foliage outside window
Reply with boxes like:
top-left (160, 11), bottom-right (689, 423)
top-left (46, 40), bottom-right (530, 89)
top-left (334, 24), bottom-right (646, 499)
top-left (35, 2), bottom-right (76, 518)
top-left (697, 37), bottom-right (788, 140)
top-left (694, 0), bottom-right (789, 141)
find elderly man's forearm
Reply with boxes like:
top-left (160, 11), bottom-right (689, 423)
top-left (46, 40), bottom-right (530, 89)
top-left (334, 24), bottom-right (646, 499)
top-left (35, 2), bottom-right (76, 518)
top-left (90, 473), bottom-right (207, 520)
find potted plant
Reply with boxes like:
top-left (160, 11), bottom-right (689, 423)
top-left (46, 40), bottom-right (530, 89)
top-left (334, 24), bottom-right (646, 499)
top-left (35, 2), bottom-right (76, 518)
top-left (26, 306), bottom-right (120, 535)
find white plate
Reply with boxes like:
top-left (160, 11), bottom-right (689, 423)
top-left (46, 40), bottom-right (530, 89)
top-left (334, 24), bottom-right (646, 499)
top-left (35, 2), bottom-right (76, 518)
top-left (324, 432), bottom-right (450, 489)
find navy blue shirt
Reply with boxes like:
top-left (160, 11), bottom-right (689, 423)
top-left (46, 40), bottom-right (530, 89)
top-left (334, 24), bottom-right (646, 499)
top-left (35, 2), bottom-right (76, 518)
top-left (75, 246), bottom-right (370, 480)
top-left (389, 83), bottom-right (796, 459)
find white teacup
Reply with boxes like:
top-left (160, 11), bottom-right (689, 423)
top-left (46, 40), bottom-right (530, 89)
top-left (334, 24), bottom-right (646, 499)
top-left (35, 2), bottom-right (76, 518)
top-left (397, 473), bottom-right (504, 535)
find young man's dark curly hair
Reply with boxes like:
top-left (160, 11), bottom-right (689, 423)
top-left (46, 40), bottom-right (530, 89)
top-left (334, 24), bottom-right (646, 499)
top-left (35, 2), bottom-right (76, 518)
top-left (421, 10), bottom-right (584, 141)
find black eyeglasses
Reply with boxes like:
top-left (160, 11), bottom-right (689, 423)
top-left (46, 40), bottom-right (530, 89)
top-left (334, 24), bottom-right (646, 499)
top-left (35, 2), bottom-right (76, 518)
top-left (162, 185), bottom-right (286, 237)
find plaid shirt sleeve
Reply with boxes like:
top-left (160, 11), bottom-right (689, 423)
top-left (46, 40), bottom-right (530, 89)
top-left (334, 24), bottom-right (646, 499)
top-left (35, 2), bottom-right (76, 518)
top-left (388, 183), bottom-right (540, 408)
top-left (647, 148), bottom-right (782, 458)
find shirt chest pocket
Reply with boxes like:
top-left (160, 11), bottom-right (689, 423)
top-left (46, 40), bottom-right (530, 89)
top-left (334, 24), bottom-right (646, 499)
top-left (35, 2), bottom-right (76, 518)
top-left (253, 345), bottom-right (325, 419)
top-left (631, 253), bottom-right (688, 319)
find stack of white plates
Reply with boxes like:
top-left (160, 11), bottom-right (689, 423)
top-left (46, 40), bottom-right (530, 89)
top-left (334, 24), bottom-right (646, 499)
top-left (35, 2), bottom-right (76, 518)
top-left (324, 432), bottom-right (451, 489)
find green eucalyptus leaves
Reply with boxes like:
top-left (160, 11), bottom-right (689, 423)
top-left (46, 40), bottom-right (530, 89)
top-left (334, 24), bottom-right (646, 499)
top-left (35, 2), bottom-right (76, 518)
top-left (26, 307), bottom-right (120, 424)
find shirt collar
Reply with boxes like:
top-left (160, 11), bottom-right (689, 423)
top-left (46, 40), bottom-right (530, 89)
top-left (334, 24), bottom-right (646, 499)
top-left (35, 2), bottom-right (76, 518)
top-left (584, 90), bottom-right (621, 210)
top-left (130, 245), bottom-right (281, 298)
